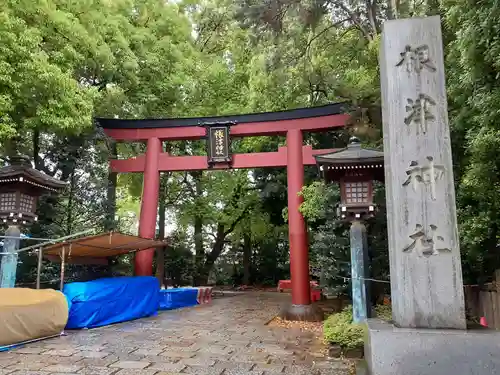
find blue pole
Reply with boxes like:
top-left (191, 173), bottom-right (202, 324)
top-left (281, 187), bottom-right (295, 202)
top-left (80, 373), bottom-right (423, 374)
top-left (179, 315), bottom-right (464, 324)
top-left (0, 225), bottom-right (20, 288)
top-left (350, 220), bottom-right (370, 323)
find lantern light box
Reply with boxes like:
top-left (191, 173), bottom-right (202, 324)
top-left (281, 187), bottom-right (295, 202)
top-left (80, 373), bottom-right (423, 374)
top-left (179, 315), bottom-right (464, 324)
top-left (0, 156), bottom-right (66, 225)
top-left (314, 137), bottom-right (384, 220)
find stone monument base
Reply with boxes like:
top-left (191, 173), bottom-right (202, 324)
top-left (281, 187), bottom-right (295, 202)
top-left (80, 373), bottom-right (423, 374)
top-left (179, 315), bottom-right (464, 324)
top-left (365, 319), bottom-right (500, 375)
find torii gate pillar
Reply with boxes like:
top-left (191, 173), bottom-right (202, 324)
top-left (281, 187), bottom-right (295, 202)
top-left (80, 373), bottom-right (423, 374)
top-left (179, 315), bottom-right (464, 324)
top-left (280, 129), bottom-right (324, 321)
top-left (135, 137), bottom-right (161, 276)
top-left (286, 129), bottom-right (310, 305)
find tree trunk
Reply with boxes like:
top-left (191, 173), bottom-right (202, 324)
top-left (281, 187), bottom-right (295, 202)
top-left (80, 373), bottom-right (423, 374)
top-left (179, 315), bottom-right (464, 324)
top-left (193, 180), bottom-right (254, 286)
top-left (194, 215), bottom-right (204, 285)
top-left (105, 141), bottom-right (117, 231)
top-left (366, 0), bottom-right (380, 35)
top-left (196, 252), bottom-right (218, 286)
top-left (196, 224), bottom-right (225, 286)
top-left (192, 171), bottom-right (205, 285)
top-left (33, 129), bottom-right (42, 170)
top-left (390, 0), bottom-right (400, 19)
top-left (243, 231), bottom-right (251, 285)
top-left (66, 168), bottom-right (76, 236)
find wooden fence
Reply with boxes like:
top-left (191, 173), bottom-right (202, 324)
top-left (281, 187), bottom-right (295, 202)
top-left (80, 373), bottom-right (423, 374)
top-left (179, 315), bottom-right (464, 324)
top-left (464, 270), bottom-right (500, 329)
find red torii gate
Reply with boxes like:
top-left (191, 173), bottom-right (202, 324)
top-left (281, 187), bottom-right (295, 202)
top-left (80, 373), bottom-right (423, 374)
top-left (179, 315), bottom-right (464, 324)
top-left (97, 103), bottom-right (348, 320)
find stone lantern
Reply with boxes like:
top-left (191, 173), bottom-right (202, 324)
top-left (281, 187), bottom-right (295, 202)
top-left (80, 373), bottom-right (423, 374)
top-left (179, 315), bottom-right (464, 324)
top-left (314, 137), bottom-right (384, 323)
top-left (0, 155), bottom-right (66, 288)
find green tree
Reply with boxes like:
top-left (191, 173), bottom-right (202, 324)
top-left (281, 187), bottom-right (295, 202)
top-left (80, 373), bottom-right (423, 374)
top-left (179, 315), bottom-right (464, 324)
top-left (299, 180), bottom-right (389, 300)
top-left (177, 170), bottom-right (260, 285)
top-left (443, 0), bottom-right (500, 283)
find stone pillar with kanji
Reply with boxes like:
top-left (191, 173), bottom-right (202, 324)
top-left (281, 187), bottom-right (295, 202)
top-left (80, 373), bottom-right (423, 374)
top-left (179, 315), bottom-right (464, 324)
top-left (380, 16), bottom-right (466, 329)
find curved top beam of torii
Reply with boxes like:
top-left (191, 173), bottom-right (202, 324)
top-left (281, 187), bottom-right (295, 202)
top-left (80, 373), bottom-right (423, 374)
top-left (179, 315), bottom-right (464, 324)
top-left (96, 102), bottom-right (349, 141)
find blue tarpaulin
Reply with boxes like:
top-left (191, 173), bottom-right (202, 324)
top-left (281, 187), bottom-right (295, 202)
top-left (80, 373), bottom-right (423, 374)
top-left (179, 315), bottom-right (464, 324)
top-left (63, 276), bottom-right (160, 329)
top-left (158, 288), bottom-right (199, 310)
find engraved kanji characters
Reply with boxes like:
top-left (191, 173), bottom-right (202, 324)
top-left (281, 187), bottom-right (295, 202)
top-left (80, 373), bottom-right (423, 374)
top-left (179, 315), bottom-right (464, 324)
top-left (402, 156), bottom-right (445, 200)
top-left (401, 157), bottom-right (449, 255)
top-left (401, 157), bottom-right (448, 255)
top-left (404, 94), bottom-right (436, 135)
top-left (214, 129), bottom-right (225, 156)
top-left (403, 224), bottom-right (451, 257)
top-left (399, 45), bottom-right (437, 134)
top-left (396, 45), bottom-right (437, 73)
top-left (396, 40), bottom-right (451, 258)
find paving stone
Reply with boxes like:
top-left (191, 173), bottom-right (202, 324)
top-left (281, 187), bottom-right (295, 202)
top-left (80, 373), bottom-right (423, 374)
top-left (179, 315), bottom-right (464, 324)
top-left (77, 352), bottom-right (109, 359)
top-left (160, 346), bottom-right (197, 353)
top-left (198, 345), bottom-right (233, 355)
top-left (113, 370), bottom-right (158, 375)
top-left (5, 363), bottom-right (47, 371)
top-left (181, 367), bottom-right (224, 375)
top-left (316, 369), bottom-right (351, 375)
top-left (171, 336), bottom-right (197, 341)
top-left (283, 365), bottom-right (321, 375)
top-left (11, 355), bottom-right (44, 363)
top-left (1, 294), bottom-right (350, 375)
top-left (252, 363), bottom-right (285, 373)
top-left (222, 370), bottom-right (264, 375)
top-left (147, 362), bottom-right (186, 372)
top-left (8, 371), bottom-right (53, 375)
top-left (225, 339), bottom-right (251, 346)
top-left (312, 361), bottom-right (350, 370)
top-left (41, 364), bottom-right (83, 373)
top-left (0, 360), bottom-right (19, 369)
top-left (212, 362), bottom-right (253, 371)
top-left (160, 341), bottom-right (195, 348)
top-left (75, 346), bottom-right (107, 352)
top-left (179, 357), bottom-right (215, 367)
top-left (43, 344), bottom-right (73, 350)
top-left (107, 348), bottom-right (138, 355)
top-left (0, 353), bottom-right (17, 360)
top-left (111, 354), bottom-right (147, 362)
top-left (230, 353), bottom-right (270, 364)
top-left (193, 352), bottom-right (232, 362)
top-left (131, 349), bottom-right (163, 356)
top-left (315, 359), bottom-right (349, 368)
top-left (11, 348), bottom-right (46, 355)
top-left (268, 354), bottom-right (309, 366)
top-left (38, 356), bottom-right (83, 365)
top-left (76, 357), bottom-right (119, 367)
top-left (109, 361), bottom-right (150, 370)
top-left (159, 351), bottom-right (195, 359)
top-left (41, 351), bottom-right (78, 358)
top-left (138, 355), bottom-right (176, 363)
top-left (250, 346), bottom-right (290, 357)
top-left (75, 366), bottom-right (117, 375)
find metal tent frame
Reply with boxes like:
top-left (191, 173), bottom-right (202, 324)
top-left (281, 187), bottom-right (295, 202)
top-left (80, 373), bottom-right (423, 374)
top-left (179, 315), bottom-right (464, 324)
top-left (0, 230), bottom-right (165, 290)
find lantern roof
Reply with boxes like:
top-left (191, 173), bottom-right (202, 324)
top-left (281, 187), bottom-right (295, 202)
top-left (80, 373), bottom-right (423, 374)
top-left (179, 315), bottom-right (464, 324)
top-left (0, 156), bottom-right (66, 192)
top-left (314, 137), bottom-right (384, 165)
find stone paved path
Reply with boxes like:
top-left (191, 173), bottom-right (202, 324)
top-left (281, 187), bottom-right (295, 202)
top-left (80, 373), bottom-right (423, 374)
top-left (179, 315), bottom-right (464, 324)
top-left (0, 292), bottom-right (350, 375)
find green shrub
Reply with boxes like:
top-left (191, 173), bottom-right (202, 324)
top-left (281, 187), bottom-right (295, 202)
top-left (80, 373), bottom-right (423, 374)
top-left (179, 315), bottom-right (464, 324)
top-left (374, 304), bottom-right (392, 322)
top-left (323, 306), bottom-right (364, 349)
